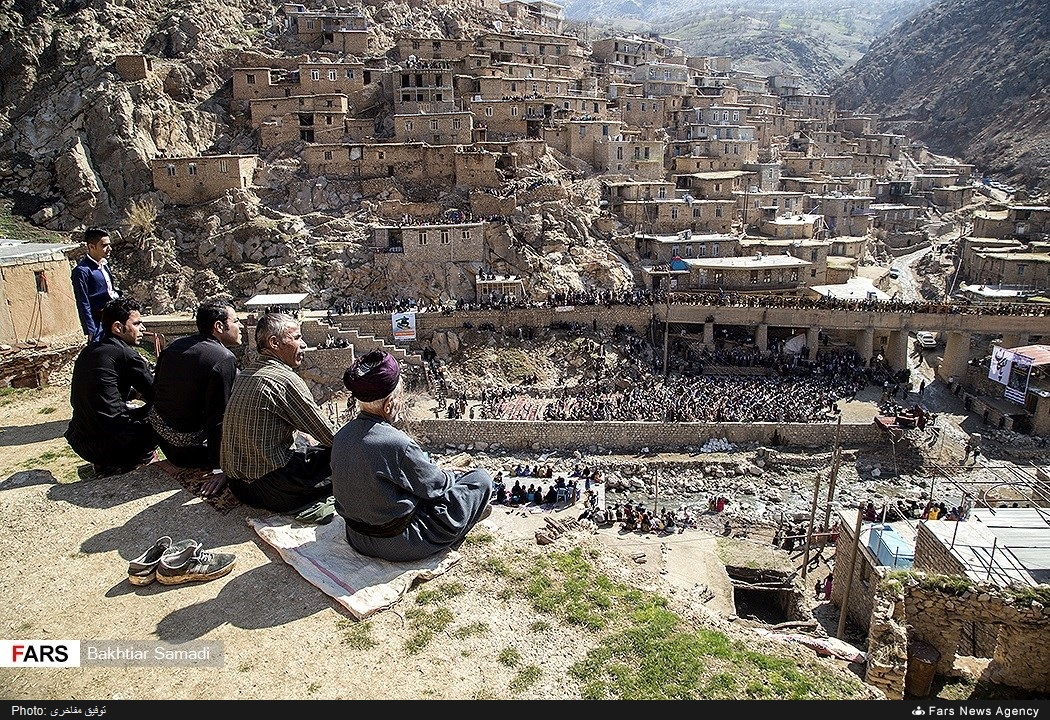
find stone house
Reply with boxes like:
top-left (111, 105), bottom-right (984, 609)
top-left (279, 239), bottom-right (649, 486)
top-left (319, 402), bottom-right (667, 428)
top-left (499, 0), bottom-right (565, 34)
top-left (394, 111), bottom-right (474, 146)
top-left (871, 203), bottom-right (924, 234)
top-left (396, 36), bottom-right (475, 63)
top-left (620, 197), bottom-right (736, 235)
top-left (250, 94), bottom-right (349, 146)
top-left (834, 507), bottom-right (1050, 698)
top-left (475, 30), bottom-right (586, 72)
top-left (782, 92), bottom-right (834, 119)
top-left (750, 211), bottom-right (824, 242)
top-left (303, 142), bottom-right (458, 184)
top-left (680, 251), bottom-right (811, 293)
top-left (391, 61), bottom-right (457, 114)
top-left (589, 35), bottom-right (671, 66)
top-left (736, 190), bottom-right (806, 226)
top-left (594, 133), bottom-right (666, 178)
top-left (0, 242), bottom-right (81, 347)
top-left (741, 236), bottom-right (828, 284)
top-left (601, 180), bottom-right (677, 213)
top-left (114, 55), bottom-right (152, 81)
top-left (803, 192), bottom-right (874, 238)
top-left (635, 230), bottom-right (737, 264)
top-left (369, 221), bottom-right (484, 263)
top-left (151, 155), bottom-right (257, 205)
top-left (281, 4), bottom-right (369, 56)
top-left (973, 204), bottom-right (1050, 241)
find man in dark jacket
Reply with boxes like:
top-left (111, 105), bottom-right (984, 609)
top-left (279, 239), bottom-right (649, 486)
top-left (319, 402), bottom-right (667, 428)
top-left (64, 297), bottom-right (157, 476)
top-left (71, 228), bottom-right (121, 343)
top-left (148, 301), bottom-right (242, 494)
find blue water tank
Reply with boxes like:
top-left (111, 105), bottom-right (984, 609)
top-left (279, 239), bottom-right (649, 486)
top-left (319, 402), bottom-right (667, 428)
top-left (867, 524), bottom-right (914, 569)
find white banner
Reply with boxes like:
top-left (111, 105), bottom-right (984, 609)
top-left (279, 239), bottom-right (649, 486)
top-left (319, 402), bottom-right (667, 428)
top-left (391, 311), bottom-right (416, 342)
top-left (988, 346), bottom-right (1015, 386)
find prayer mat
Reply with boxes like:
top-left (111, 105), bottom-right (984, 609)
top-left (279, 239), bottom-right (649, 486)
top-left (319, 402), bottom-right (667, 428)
top-left (154, 461), bottom-right (240, 515)
top-left (249, 514), bottom-right (461, 620)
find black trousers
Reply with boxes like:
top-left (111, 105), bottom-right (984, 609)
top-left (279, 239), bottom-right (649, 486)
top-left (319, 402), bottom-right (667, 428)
top-left (227, 446), bottom-right (332, 513)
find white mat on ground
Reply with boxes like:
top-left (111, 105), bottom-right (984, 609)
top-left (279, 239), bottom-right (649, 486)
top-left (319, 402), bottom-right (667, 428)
top-left (249, 515), bottom-right (461, 620)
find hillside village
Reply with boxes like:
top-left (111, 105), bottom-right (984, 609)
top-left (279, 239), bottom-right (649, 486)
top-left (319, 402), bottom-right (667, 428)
top-left (44, 0), bottom-right (1041, 314)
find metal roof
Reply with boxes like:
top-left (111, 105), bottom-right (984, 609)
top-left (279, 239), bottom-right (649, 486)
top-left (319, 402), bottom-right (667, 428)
top-left (244, 293), bottom-right (309, 307)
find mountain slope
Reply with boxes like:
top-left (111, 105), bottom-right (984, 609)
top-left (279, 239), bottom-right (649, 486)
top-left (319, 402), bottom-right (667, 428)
top-left (829, 0), bottom-right (1050, 188)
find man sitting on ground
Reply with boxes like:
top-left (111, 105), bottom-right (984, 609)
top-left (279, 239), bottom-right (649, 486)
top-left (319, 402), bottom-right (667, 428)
top-left (332, 350), bottom-right (493, 562)
top-left (149, 301), bottom-right (243, 496)
top-left (220, 313), bottom-right (335, 513)
top-left (64, 297), bottom-right (157, 475)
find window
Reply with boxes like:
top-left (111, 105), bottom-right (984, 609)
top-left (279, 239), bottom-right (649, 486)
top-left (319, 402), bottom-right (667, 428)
top-left (245, 73), bottom-right (256, 85)
top-left (430, 119), bottom-right (439, 131)
top-left (418, 231), bottom-right (428, 246)
top-left (187, 163), bottom-right (197, 176)
top-left (713, 272), bottom-right (723, 285)
top-left (616, 147), bottom-right (623, 160)
top-left (692, 207), bottom-right (701, 218)
top-left (671, 207), bottom-right (678, 220)
top-left (310, 70), bottom-right (320, 81)
top-left (1018, 264), bottom-right (1027, 277)
top-left (345, 69), bottom-right (354, 79)
top-left (440, 230), bottom-right (450, 245)
top-left (35, 270), bottom-right (48, 293)
top-left (510, 81), bottom-right (517, 92)
top-left (715, 206), bottom-right (722, 218)
top-left (461, 229), bottom-right (470, 240)
top-left (166, 164), bottom-right (176, 177)
top-left (602, 124), bottom-right (609, 136)
top-left (511, 106), bottom-right (518, 117)
top-left (405, 120), bottom-right (413, 131)
top-left (750, 270), bottom-right (759, 284)
top-left (811, 249), bottom-right (818, 261)
top-left (323, 150), bottom-right (333, 160)
top-left (763, 270), bottom-right (771, 284)
top-left (712, 243), bottom-right (719, 256)
top-left (452, 118), bottom-right (461, 130)
top-left (485, 107), bottom-right (493, 117)
top-left (219, 159), bottom-right (228, 173)
top-left (671, 245), bottom-right (679, 257)
top-left (658, 187), bottom-right (666, 199)
top-left (328, 70), bottom-right (337, 81)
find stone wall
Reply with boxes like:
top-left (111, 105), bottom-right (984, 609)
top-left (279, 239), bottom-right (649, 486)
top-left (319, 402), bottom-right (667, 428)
top-left (866, 579), bottom-right (1050, 698)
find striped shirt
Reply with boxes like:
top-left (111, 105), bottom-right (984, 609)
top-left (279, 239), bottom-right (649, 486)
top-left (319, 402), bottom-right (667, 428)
top-left (220, 354), bottom-right (335, 482)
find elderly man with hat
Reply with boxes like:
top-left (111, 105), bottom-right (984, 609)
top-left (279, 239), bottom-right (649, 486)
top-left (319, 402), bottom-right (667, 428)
top-left (331, 350), bottom-right (493, 561)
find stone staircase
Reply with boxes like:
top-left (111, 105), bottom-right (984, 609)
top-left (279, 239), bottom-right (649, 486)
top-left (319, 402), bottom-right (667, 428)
top-left (300, 316), bottom-right (421, 366)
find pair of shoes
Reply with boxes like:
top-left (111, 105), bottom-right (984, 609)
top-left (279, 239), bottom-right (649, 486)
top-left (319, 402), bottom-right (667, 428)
top-left (294, 496), bottom-right (335, 525)
top-left (127, 537), bottom-right (197, 586)
top-left (156, 542), bottom-right (236, 586)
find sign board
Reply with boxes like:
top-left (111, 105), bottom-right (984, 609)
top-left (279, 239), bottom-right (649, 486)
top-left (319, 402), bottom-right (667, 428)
top-left (1005, 353), bottom-right (1033, 404)
top-left (391, 311), bottom-right (416, 342)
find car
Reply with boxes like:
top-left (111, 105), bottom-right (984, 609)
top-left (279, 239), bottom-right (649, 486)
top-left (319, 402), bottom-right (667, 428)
top-left (889, 267), bottom-right (901, 279)
top-left (916, 331), bottom-right (938, 349)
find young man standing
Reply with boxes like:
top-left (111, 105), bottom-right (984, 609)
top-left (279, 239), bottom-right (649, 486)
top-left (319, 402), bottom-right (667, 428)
top-left (149, 301), bottom-right (243, 495)
top-left (71, 228), bottom-right (121, 343)
top-left (64, 297), bottom-right (157, 476)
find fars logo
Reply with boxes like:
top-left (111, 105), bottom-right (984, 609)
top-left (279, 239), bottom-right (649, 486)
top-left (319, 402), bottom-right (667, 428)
top-left (0, 641), bottom-right (80, 667)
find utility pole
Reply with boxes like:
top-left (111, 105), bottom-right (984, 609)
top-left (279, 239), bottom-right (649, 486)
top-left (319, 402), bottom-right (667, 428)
top-left (823, 416), bottom-right (843, 531)
top-left (801, 470), bottom-right (822, 582)
top-left (653, 467), bottom-right (659, 514)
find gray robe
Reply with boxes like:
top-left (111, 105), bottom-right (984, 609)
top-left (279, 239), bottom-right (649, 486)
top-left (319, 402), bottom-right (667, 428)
top-left (331, 411), bottom-right (492, 561)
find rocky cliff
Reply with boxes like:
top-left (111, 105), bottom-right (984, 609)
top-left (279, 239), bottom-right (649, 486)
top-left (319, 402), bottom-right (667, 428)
top-left (830, 0), bottom-right (1050, 189)
top-left (0, 0), bottom-right (635, 314)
